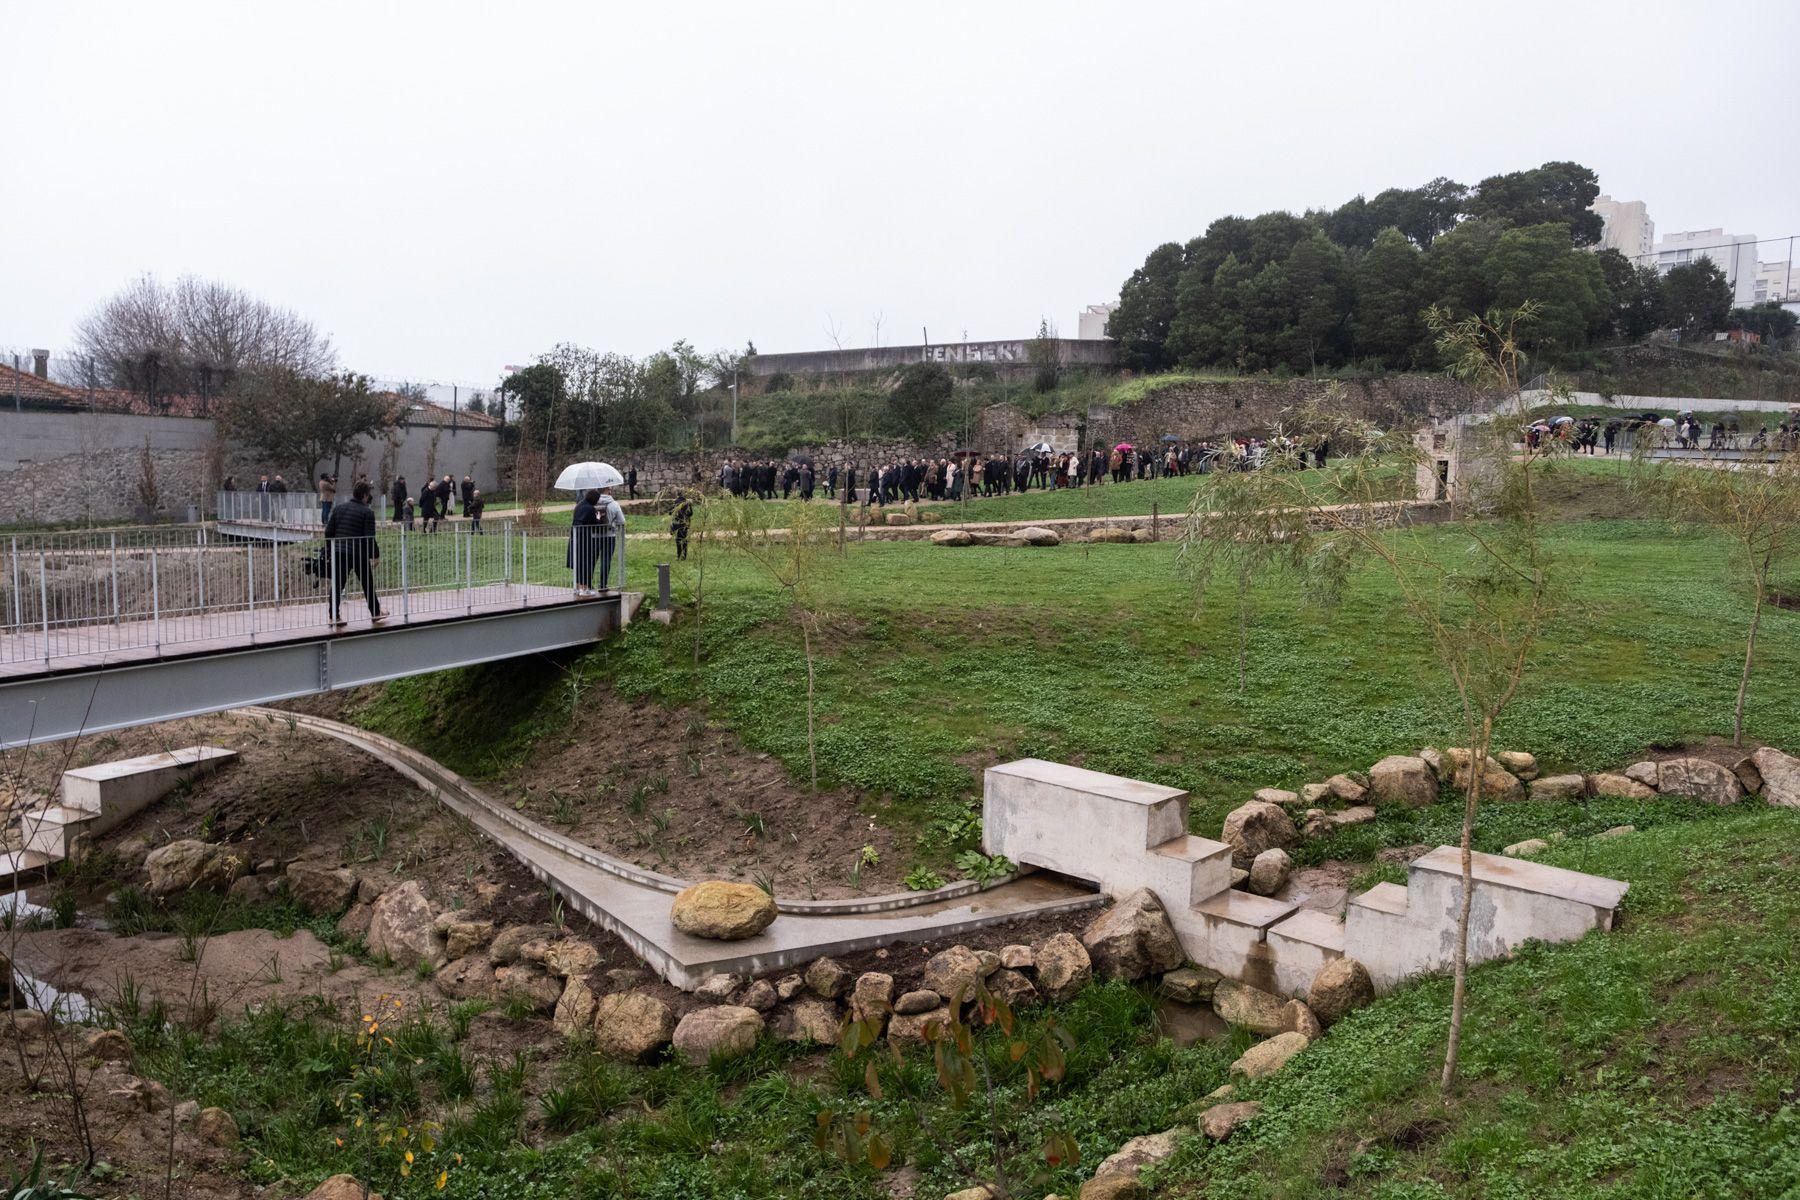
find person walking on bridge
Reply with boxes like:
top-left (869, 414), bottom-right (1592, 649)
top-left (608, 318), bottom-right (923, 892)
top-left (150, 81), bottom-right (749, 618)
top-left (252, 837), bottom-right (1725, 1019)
top-left (325, 481), bottom-right (383, 628)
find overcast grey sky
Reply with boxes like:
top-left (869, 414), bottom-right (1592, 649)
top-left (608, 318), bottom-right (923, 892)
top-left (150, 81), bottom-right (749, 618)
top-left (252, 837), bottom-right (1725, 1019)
top-left (3, 0), bottom-right (1796, 386)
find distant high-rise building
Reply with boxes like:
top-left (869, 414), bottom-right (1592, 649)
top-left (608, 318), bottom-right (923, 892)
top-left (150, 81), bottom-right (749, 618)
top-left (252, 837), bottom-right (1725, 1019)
top-left (1591, 195), bottom-right (1654, 261)
top-left (1752, 257), bottom-right (1799, 304)
top-left (1077, 303), bottom-right (1118, 340)
top-left (1653, 229), bottom-right (1761, 306)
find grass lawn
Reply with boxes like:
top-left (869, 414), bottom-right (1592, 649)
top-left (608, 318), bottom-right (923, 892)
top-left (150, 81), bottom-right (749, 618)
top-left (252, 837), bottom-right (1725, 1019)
top-left (116, 803), bottom-right (1800, 1199)
top-left (358, 464), bottom-right (1800, 882)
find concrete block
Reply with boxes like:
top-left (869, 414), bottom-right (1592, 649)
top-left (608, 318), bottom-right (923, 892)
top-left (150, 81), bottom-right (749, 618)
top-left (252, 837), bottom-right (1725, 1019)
top-left (983, 759), bottom-right (1187, 897)
top-left (1145, 835), bottom-right (1233, 909)
top-left (1176, 890), bottom-right (1296, 983)
top-left (62, 747), bottom-right (236, 837)
top-left (1265, 909), bottom-right (1346, 998)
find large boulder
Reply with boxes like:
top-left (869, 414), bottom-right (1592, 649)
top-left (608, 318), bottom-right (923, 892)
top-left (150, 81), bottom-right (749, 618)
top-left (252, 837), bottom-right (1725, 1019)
top-left (886, 1007), bottom-right (953, 1046)
top-left (1751, 747), bottom-right (1800, 807)
top-left (1230, 1031), bottom-right (1310, 1080)
top-left (805, 957), bottom-right (852, 999)
top-left (194, 1106), bottom-right (240, 1147)
top-left (494, 964), bottom-right (561, 1013)
top-left (1088, 526), bottom-right (1136, 544)
top-left (1199, 1100), bottom-right (1262, 1141)
top-left (929, 529), bottom-right (974, 547)
top-left (1325, 773), bottom-right (1368, 803)
top-left (922, 946), bottom-right (985, 1003)
top-left (285, 863), bottom-right (357, 916)
top-left (772, 998), bottom-right (842, 1044)
top-left (1367, 755), bottom-right (1438, 809)
top-left (592, 992), bottom-right (675, 1063)
top-left (144, 840), bottom-right (244, 896)
top-left (1307, 957), bottom-right (1374, 1025)
top-left (1160, 965), bottom-right (1222, 1004)
top-left (850, 972), bottom-right (894, 1023)
top-left (986, 968), bottom-right (1039, 1008)
top-left (884, 511), bottom-right (913, 526)
top-left (1529, 774), bottom-right (1586, 801)
top-left (1220, 801), bottom-right (1297, 869)
top-left (488, 924), bottom-right (555, 965)
top-left (1253, 787), bottom-right (1299, 807)
top-left (1653, 757), bottom-right (1743, 805)
top-left (552, 977), bottom-right (597, 1036)
top-left (1282, 999), bottom-right (1322, 1040)
top-left (1503, 838), bottom-right (1550, 858)
top-left (1082, 1130), bottom-right (1183, 1200)
top-left (1033, 933), bottom-right (1093, 1003)
top-left (672, 1005), bottom-right (763, 1063)
top-left (1212, 979), bottom-right (1286, 1035)
top-left (1589, 772), bottom-right (1655, 800)
top-left (304, 1177), bottom-right (383, 1200)
top-left (1496, 751), bottom-right (1540, 781)
top-left (433, 953), bottom-right (501, 1003)
top-left (1015, 526), bottom-right (1061, 547)
top-left (366, 881), bottom-right (444, 969)
top-left (1444, 750), bottom-right (1524, 803)
top-left (1080, 889), bottom-right (1184, 980)
top-left (1247, 849), bottom-right (1292, 897)
top-left (441, 919), bottom-right (494, 963)
top-left (670, 881), bottom-right (777, 940)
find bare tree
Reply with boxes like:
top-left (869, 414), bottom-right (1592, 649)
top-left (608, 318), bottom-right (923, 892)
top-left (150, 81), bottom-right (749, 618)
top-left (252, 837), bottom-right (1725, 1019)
top-left (72, 273), bottom-right (335, 410)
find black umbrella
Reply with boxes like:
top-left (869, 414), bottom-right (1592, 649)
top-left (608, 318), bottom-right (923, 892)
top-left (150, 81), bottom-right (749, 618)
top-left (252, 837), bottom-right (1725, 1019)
top-left (1028, 441), bottom-right (1055, 453)
top-left (1160, 434), bottom-right (1181, 443)
top-left (788, 452), bottom-right (814, 466)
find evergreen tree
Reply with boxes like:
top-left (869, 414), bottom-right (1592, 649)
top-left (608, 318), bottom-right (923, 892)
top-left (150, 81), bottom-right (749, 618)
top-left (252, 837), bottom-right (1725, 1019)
top-left (1355, 228), bottom-right (1425, 366)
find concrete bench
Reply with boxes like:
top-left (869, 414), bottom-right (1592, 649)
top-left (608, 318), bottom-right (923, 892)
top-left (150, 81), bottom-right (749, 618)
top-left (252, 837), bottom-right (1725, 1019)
top-left (21, 746), bottom-right (237, 860)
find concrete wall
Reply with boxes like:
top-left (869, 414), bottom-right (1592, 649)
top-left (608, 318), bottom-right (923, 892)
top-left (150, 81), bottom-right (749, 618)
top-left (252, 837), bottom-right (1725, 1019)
top-left (0, 408), bottom-right (500, 526)
top-left (744, 338), bottom-right (1117, 380)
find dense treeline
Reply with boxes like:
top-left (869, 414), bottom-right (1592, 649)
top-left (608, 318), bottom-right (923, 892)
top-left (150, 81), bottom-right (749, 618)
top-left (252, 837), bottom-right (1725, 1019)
top-left (1107, 161), bottom-right (1780, 373)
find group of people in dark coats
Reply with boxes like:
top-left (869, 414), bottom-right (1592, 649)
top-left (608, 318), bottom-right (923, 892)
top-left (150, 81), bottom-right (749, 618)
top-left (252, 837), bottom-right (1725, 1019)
top-left (389, 473), bottom-right (484, 532)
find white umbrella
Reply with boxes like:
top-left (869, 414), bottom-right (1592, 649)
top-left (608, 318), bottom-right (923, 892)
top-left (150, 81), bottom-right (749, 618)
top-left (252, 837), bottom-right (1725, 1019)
top-left (1656, 417), bottom-right (1677, 428)
top-left (554, 461), bottom-right (624, 491)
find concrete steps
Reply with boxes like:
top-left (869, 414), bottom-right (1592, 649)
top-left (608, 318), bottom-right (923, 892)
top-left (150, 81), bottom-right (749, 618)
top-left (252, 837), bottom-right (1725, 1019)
top-left (983, 757), bottom-right (1630, 1001)
top-left (0, 849), bottom-right (54, 890)
top-left (6, 746), bottom-right (236, 874)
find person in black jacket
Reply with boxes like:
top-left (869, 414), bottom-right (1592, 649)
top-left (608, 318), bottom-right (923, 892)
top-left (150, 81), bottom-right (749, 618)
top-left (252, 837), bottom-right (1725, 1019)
top-left (418, 481), bottom-right (439, 532)
top-left (390, 476), bottom-right (408, 524)
top-left (567, 490), bottom-right (601, 594)
top-left (324, 481), bottom-right (383, 627)
top-left (467, 489), bottom-right (486, 533)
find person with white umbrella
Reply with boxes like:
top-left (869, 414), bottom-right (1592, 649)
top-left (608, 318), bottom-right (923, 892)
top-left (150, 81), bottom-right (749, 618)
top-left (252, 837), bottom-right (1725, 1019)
top-left (557, 462), bottom-right (626, 596)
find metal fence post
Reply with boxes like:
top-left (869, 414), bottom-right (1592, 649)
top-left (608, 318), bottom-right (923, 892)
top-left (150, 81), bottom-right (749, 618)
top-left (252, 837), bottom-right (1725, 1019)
top-left (657, 562), bottom-right (670, 611)
top-left (196, 528), bottom-right (207, 610)
top-left (465, 526), bottom-right (474, 614)
top-left (400, 527), bottom-right (410, 621)
top-left (329, 535), bottom-right (339, 627)
top-left (273, 540), bottom-right (282, 606)
top-left (247, 544), bottom-right (256, 640)
top-left (521, 530), bottom-right (530, 607)
top-left (503, 523), bottom-right (512, 586)
top-left (109, 533), bottom-right (119, 622)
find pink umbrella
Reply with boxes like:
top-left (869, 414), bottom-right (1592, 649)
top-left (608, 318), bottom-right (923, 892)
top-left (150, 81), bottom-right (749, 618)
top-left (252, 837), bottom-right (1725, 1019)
top-left (1114, 442), bottom-right (1134, 451)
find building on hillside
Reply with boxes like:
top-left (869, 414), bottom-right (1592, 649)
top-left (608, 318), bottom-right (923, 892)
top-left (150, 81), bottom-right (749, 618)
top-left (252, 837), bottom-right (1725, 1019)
top-left (1752, 257), bottom-right (1799, 304)
top-left (1077, 303), bottom-right (1119, 340)
top-left (1652, 228), bottom-right (1760, 306)
top-left (742, 336), bottom-right (1116, 381)
top-left (1590, 195), bottom-right (1654, 260)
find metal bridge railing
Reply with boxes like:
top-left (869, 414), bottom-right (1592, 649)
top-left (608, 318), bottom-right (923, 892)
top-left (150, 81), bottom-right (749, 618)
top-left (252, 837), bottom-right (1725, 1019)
top-left (216, 490), bottom-right (395, 525)
top-left (1, 519), bottom-right (624, 668)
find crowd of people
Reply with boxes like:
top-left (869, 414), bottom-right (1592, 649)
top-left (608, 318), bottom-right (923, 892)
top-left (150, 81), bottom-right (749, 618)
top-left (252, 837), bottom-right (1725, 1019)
top-left (388, 473), bottom-right (486, 533)
top-left (713, 438), bottom-right (1330, 507)
top-left (1524, 412), bottom-right (1800, 456)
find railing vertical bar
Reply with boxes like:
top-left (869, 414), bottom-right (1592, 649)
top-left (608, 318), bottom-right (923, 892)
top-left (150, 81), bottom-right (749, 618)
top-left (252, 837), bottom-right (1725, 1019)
top-left (8, 536), bottom-right (21, 635)
top-left (196, 528), bottom-right (207, 612)
top-left (38, 550), bottom-right (50, 664)
top-left (109, 533), bottom-right (120, 623)
top-left (247, 544), bottom-right (256, 641)
top-left (329, 535), bottom-right (339, 627)
top-left (465, 526), bottom-right (474, 614)
top-left (150, 548), bottom-right (161, 652)
top-left (400, 528), bottom-right (410, 621)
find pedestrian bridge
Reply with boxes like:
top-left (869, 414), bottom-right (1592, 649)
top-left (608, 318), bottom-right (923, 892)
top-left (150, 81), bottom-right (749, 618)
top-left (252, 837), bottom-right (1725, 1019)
top-left (1, 521), bottom-right (633, 749)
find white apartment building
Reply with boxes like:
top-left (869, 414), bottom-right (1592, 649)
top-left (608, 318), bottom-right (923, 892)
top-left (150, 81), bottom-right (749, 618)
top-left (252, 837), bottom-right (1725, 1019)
top-left (1652, 229), bottom-right (1761, 306)
top-left (1752, 255), bottom-right (1799, 304)
top-left (1590, 195), bottom-right (1654, 260)
top-left (1077, 302), bottom-right (1119, 340)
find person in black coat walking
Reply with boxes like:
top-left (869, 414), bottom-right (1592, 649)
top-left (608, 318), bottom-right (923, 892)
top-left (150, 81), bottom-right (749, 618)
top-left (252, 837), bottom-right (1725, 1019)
top-left (324, 481), bottom-right (383, 627)
top-left (390, 476), bottom-right (408, 524)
